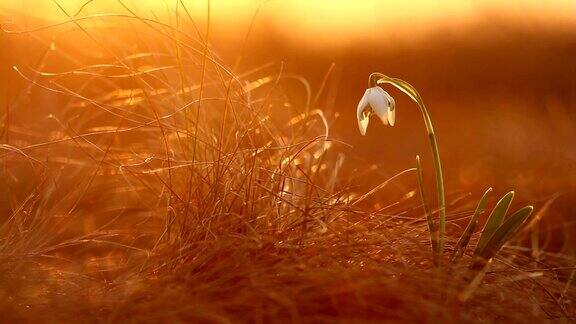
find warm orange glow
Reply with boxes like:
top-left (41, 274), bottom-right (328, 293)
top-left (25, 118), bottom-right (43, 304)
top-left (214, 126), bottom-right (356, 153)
top-left (1, 0), bottom-right (575, 322)
top-left (2, 0), bottom-right (576, 45)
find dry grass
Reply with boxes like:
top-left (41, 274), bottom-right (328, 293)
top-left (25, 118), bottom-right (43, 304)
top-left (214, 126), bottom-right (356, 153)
top-left (0, 4), bottom-right (575, 322)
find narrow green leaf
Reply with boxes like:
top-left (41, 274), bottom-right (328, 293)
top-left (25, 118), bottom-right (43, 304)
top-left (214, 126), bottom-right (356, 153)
top-left (474, 191), bottom-right (514, 256)
top-left (451, 187), bottom-right (493, 262)
top-left (415, 155), bottom-right (438, 260)
top-left (478, 206), bottom-right (534, 260)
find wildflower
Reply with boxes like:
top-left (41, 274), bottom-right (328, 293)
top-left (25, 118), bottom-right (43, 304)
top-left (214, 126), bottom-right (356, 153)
top-left (356, 86), bottom-right (395, 135)
top-left (358, 72), bottom-right (446, 258)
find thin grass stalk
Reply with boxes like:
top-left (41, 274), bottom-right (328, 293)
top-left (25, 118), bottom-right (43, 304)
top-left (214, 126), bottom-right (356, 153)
top-left (459, 259), bottom-right (493, 302)
top-left (369, 72), bottom-right (446, 256)
top-left (184, 0), bottom-right (211, 222)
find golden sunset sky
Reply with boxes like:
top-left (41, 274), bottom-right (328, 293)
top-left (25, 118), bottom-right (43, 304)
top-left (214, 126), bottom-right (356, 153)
top-left (2, 0), bottom-right (575, 46)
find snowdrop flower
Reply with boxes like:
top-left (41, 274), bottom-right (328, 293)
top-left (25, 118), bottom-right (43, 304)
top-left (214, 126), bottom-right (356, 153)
top-left (356, 86), bottom-right (395, 136)
top-left (358, 72), bottom-right (447, 258)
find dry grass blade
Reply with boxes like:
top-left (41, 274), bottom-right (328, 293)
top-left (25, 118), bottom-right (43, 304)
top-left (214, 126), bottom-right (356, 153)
top-left (459, 259), bottom-right (493, 302)
top-left (451, 187), bottom-right (493, 262)
top-left (474, 191), bottom-right (514, 255)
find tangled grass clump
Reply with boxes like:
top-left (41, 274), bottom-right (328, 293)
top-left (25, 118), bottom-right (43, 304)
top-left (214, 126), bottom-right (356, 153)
top-left (0, 3), bottom-right (574, 322)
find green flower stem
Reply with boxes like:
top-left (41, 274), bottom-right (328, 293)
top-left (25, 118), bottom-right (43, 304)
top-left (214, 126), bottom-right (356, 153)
top-left (369, 72), bottom-right (447, 256)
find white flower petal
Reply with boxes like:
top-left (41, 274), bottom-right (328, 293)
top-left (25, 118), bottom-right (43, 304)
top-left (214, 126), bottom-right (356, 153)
top-left (369, 87), bottom-right (390, 126)
top-left (356, 86), bottom-right (397, 134)
top-left (386, 91), bottom-right (396, 126)
top-left (358, 113), bottom-right (369, 136)
top-left (357, 89), bottom-right (371, 135)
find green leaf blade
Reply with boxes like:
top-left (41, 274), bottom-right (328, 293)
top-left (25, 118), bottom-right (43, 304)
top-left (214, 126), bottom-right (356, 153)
top-left (478, 205), bottom-right (534, 260)
top-left (415, 155), bottom-right (438, 260)
top-left (474, 191), bottom-right (514, 256)
top-left (451, 187), bottom-right (493, 262)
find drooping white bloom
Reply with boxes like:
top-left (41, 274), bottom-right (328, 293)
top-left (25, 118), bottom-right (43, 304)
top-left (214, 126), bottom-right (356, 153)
top-left (356, 86), bottom-right (395, 135)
